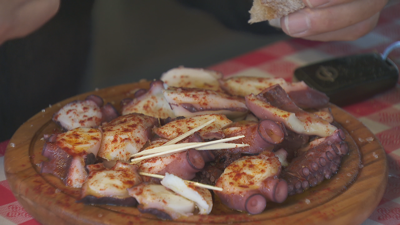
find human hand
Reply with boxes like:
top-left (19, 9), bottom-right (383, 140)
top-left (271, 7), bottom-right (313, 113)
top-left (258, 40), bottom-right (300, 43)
top-left (0, 0), bottom-right (60, 45)
top-left (271, 0), bottom-right (388, 41)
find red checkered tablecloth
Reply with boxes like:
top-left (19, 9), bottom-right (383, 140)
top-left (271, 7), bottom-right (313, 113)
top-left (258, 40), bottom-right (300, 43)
top-left (1, 2), bottom-right (400, 225)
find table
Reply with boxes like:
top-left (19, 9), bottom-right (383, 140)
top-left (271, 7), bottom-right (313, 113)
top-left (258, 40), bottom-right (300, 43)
top-left (1, 2), bottom-right (400, 225)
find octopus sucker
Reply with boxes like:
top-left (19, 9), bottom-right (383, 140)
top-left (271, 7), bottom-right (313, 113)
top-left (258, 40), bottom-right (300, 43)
top-left (259, 177), bottom-right (288, 203)
top-left (257, 120), bottom-right (285, 144)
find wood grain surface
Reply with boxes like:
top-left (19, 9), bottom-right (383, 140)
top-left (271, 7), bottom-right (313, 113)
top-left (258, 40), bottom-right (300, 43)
top-left (4, 81), bottom-right (388, 225)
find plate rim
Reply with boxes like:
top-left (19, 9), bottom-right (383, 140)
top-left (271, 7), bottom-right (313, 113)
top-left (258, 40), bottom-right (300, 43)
top-left (4, 81), bottom-right (388, 225)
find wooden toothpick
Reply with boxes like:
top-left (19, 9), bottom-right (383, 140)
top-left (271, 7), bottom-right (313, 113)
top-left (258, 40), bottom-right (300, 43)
top-left (163, 118), bottom-right (216, 146)
top-left (130, 135), bottom-right (244, 164)
top-left (139, 172), bottom-right (223, 191)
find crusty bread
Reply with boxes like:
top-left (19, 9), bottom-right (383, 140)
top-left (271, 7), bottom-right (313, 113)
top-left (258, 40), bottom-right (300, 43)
top-left (248, 0), bottom-right (305, 23)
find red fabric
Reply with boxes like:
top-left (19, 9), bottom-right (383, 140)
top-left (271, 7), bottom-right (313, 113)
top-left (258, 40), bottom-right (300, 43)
top-left (0, 140), bottom-right (9, 157)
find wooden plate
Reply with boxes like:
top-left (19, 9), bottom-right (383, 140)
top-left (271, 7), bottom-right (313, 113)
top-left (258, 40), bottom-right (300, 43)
top-left (4, 81), bottom-right (387, 225)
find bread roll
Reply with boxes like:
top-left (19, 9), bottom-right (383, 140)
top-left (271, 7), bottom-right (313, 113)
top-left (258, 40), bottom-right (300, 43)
top-left (249, 0), bottom-right (305, 23)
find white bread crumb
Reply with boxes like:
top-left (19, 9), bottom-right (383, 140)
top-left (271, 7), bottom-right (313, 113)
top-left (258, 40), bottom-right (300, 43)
top-left (249, 0), bottom-right (305, 23)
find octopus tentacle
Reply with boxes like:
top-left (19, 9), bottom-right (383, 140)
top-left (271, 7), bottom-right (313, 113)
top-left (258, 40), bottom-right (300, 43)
top-left (163, 87), bottom-right (248, 119)
top-left (222, 120), bottom-right (284, 154)
top-left (85, 94), bottom-right (104, 107)
top-left (215, 151), bottom-right (287, 214)
top-left (259, 177), bottom-right (288, 203)
top-left (101, 103), bottom-right (119, 123)
top-left (281, 129), bottom-right (348, 195)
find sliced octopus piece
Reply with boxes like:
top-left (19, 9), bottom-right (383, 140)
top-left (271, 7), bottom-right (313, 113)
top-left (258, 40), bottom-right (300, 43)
top-left (153, 114), bottom-right (232, 140)
top-left (128, 183), bottom-right (195, 220)
top-left (215, 151), bottom-right (288, 214)
top-left (161, 67), bottom-right (223, 92)
top-left (306, 107), bottom-right (334, 123)
top-left (281, 81), bottom-right (329, 109)
top-left (218, 76), bottom-right (286, 97)
top-left (98, 113), bottom-right (158, 161)
top-left (122, 80), bottom-right (175, 119)
top-left (161, 173), bottom-right (213, 215)
top-left (245, 92), bottom-right (337, 137)
top-left (138, 149), bottom-right (205, 181)
top-left (222, 120), bottom-right (284, 154)
top-left (53, 99), bottom-right (103, 130)
top-left (219, 76), bottom-right (328, 109)
top-left (55, 127), bottom-right (102, 157)
top-left (79, 162), bottom-right (142, 206)
top-left (163, 87), bottom-right (248, 119)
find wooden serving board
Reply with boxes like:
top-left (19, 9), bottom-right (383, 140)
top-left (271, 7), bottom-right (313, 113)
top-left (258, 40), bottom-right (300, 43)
top-left (4, 81), bottom-right (387, 225)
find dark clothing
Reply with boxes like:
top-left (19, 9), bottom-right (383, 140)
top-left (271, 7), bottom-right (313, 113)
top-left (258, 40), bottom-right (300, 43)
top-left (177, 0), bottom-right (282, 35)
top-left (0, 0), bottom-right (95, 141)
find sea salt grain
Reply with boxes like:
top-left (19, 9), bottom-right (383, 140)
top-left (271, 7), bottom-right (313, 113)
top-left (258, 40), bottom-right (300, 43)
top-left (358, 138), bottom-right (364, 142)
top-left (49, 104), bottom-right (52, 108)
top-left (346, 120), bottom-right (350, 123)
top-left (347, 173), bottom-right (351, 177)
top-left (373, 152), bottom-right (378, 158)
top-left (10, 143), bottom-right (15, 147)
top-left (305, 199), bottom-right (310, 204)
top-left (366, 137), bottom-right (374, 142)
top-left (98, 214), bottom-right (103, 218)
top-left (42, 109), bottom-right (45, 113)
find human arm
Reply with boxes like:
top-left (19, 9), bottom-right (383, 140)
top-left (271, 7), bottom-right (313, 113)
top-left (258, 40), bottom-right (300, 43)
top-left (0, 0), bottom-right (60, 44)
top-left (273, 0), bottom-right (388, 41)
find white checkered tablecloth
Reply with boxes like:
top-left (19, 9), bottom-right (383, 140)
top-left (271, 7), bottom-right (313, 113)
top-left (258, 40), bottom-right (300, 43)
top-left (1, 2), bottom-right (400, 224)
